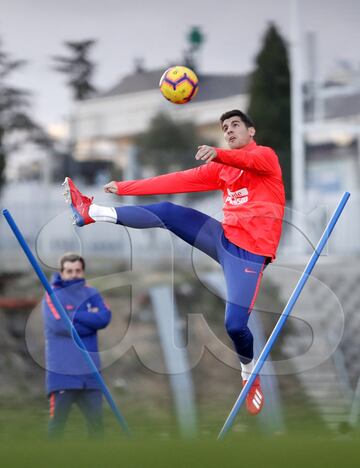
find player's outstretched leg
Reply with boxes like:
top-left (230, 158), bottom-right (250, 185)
top-left (62, 177), bottom-right (222, 260)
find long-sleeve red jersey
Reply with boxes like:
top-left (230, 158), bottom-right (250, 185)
top-left (115, 141), bottom-right (285, 259)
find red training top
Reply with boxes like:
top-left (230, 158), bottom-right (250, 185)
top-left (116, 141), bottom-right (285, 259)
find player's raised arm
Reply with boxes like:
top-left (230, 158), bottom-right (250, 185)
top-left (213, 145), bottom-right (281, 176)
top-left (104, 164), bottom-right (222, 197)
top-left (194, 143), bottom-right (280, 177)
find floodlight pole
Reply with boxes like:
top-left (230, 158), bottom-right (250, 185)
top-left (290, 0), bottom-right (306, 252)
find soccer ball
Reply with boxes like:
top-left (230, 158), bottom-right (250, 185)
top-left (159, 65), bottom-right (199, 104)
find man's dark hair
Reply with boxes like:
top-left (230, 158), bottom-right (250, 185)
top-left (220, 110), bottom-right (255, 129)
top-left (59, 253), bottom-right (85, 271)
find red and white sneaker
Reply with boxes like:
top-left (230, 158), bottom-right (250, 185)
top-left (243, 376), bottom-right (264, 415)
top-left (62, 177), bottom-right (95, 227)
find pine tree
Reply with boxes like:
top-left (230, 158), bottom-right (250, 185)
top-left (52, 40), bottom-right (97, 101)
top-left (247, 24), bottom-right (292, 200)
top-left (51, 39), bottom-right (98, 182)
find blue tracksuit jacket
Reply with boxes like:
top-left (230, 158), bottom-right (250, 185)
top-left (42, 273), bottom-right (111, 395)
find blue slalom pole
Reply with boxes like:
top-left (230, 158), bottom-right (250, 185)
top-left (218, 191), bottom-right (351, 440)
top-left (2, 209), bottom-right (131, 436)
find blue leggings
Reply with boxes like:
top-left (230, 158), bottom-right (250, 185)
top-left (115, 202), bottom-right (267, 364)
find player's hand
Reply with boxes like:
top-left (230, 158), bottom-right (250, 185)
top-left (195, 145), bottom-right (217, 163)
top-left (104, 181), bottom-right (118, 194)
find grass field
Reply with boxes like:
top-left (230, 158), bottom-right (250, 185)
top-left (1, 402), bottom-right (359, 468)
top-left (2, 435), bottom-right (360, 468)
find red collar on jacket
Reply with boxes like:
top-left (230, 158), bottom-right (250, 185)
top-left (234, 139), bottom-right (257, 151)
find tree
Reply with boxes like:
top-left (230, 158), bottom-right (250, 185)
top-left (0, 37), bottom-right (46, 193)
top-left (51, 39), bottom-right (100, 183)
top-left (135, 112), bottom-right (209, 173)
top-left (52, 40), bottom-right (97, 101)
top-left (247, 24), bottom-right (292, 200)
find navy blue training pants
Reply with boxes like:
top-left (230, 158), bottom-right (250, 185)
top-left (48, 389), bottom-right (103, 438)
top-left (115, 202), bottom-right (268, 364)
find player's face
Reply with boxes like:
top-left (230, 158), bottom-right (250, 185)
top-left (61, 260), bottom-right (85, 281)
top-left (222, 116), bottom-right (255, 149)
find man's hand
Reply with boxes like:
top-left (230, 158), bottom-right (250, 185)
top-left (195, 145), bottom-right (217, 163)
top-left (104, 181), bottom-right (118, 194)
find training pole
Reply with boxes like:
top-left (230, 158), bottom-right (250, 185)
top-left (2, 209), bottom-right (131, 436)
top-left (218, 191), bottom-right (350, 440)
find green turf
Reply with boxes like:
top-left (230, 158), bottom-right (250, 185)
top-left (1, 433), bottom-right (360, 468)
top-left (1, 402), bottom-right (360, 468)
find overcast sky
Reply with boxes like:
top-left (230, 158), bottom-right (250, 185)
top-left (1, 0), bottom-right (360, 129)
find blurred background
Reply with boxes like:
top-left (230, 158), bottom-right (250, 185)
top-left (1, 0), bottom-right (360, 447)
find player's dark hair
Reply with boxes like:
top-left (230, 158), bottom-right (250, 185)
top-left (60, 253), bottom-right (85, 271)
top-left (220, 110), bottom-right (255, 129)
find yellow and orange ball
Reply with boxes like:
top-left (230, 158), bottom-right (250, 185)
top-left (159, 65), bottom-right (199, 104)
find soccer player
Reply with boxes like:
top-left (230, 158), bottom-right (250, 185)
top-left (63, 110), bottom-right (285, 415)
top-left (42, 253), bottom-right (111, 437)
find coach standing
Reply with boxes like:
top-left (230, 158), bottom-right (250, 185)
top-left (42, 253), bottom-right (111, 438)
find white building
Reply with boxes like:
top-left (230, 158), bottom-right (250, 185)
top-left (71, 68), bottom-right (250, 167)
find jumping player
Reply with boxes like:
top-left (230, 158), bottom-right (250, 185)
top-left (63, 110), bottom-right (285, 415)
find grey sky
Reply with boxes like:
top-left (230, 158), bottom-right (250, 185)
top-left (1, 0), bottom-right (360, 128)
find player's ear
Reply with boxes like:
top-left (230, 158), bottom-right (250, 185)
top-left (249, 127), bottom-right (256, 138)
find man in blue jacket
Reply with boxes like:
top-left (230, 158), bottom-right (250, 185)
top-left (42, 253), bottom-right (111, 438)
